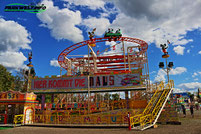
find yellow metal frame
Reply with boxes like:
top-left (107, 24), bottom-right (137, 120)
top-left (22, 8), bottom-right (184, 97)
top-left (130, 80), bottom-right (174, 129)
top-left (14, 114), bottom-right (24, 126)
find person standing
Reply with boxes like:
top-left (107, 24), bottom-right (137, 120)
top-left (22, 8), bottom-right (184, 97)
top-left (181, 104), bottom-right (186, 117)
top-left (190, 103), bottom-right (194, 117)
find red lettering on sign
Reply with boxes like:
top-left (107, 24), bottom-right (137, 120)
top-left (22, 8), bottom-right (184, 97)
top-left (48, 80), bottom-right (53, 88)
top-left (109, 76), bottom-right (114, 85)
top-left (53, 80), bottom-right (57, 88)
top-left (75, 79), bottom-right (85, 87)
top-left (43, 80), bottom-right (47, 88)
top-left (96, 76), bottom-right (101, 86)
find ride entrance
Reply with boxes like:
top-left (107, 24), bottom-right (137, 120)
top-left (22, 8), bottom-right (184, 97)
top-left (30, 29), bottom-right (151, 126)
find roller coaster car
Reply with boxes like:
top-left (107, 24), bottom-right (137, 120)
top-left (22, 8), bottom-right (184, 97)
top-left (104, 29), bottom-right (122, 41)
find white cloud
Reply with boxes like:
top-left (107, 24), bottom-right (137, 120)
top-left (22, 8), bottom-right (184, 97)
top-left (192, 72), bottom-right (198, 78)
top-left (50, 59), bottom-right (60, 67)
top-left (173, 45), bottom-right (185, 55)
top-left (65, 0), bottom-right (105, 10)
top-left (194, 78), bottom-right (199, 81)
top-left (178, 82), bottom-right (201, 91)
top-left (173, 88), bottom-right (187, 93)
top-left (154, 67), bottom-right (187, 82)
top-left (0, 18), bottom-right (32, 70)
top-left (198, 51), bottom-right (201, 54)
top-left (154, 69), bottom-right (166, 82)
top-left (0, 51), bottom-right (27, 70)
top-left (110, 0), bottom-right (201, 51)
top-left (173, 39), bottom-right (193, 46)
top-left (37, 0), bottom-right (83, 43)
top-left (0, 18), bottom-right (31, 52)
top-left (169, 67), bottom-right (187, 75)
top-left (192, 71), bottom-right (201, 78)
top-left (82, 17), bottom-right (110, 36)
top-left (187, 49), bottom-right (190, 53)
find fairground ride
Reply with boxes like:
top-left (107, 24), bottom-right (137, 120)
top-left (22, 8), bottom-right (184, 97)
top-left (58, 31), bottom-right (150, 88)
top-left (31, 29), bottom-right (152, 127)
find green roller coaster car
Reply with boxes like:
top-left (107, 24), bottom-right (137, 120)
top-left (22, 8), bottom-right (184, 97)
top-left (104, 28), bottom-right (122, 38)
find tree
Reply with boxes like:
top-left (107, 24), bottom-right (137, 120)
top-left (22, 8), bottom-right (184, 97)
top-left (112, 93), bottom-right (120, 101)
top-left (12, 70), bottom-right (26, 92)
top-left (104, 93), bottom-right (111, 100)
top-left (0, 64), bottom-right (15, 91)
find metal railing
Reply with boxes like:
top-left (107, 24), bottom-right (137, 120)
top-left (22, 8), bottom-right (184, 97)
top-left (129, 80), bottom-right (174, 130)
top-left (13, 114), bottom-right (24, 126)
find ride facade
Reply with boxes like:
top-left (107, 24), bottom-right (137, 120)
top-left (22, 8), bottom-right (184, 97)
top-left (28, 29), bottom-right (150, 126)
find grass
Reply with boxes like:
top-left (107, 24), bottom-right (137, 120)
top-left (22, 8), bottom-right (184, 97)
top-left (0, 127), bottom-right (13, 130)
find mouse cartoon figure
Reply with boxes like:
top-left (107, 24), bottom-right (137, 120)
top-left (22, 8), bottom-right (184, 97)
top-left (160, 43), bottom-right (168, 55)
top-left (88, 28), bottom-right (96, 40)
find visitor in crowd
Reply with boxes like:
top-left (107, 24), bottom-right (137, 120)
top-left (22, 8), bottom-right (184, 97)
top-left (190, 103), bottom-right (194, 118)
top-left (181, 104), bottom-right (186, 117)
top-left (195, 101), bottom-right (199, 110)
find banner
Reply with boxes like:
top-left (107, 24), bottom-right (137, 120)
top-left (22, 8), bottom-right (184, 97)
top-left (31, 74), bottom-right (140, 92)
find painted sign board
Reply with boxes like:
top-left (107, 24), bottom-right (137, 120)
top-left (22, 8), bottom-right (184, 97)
top-left (30, 74), bottom-right (141, 93)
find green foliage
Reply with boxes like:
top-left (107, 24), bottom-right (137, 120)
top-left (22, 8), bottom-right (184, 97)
top-left (104, 93), bottom-right (111, 100)
top-left (13, 71), bottom-right (25, 92)
top-left (111, 93), bottom-right (120, 101)
top-left (0, 65), bottom-right (30, 92)
top-left (0, 64), bottom-right (14, 91)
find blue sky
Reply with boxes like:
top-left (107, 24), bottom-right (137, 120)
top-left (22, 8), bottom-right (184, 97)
top-left (0, 0), bottom-right (201, 93)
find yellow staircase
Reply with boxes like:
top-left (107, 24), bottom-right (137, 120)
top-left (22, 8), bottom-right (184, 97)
top-left (130, 80), bottom-right (174, 130)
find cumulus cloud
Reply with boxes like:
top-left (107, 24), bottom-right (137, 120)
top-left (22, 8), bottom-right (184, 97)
top-left (0, 18), bottom-right (32, 70)
top-left (65, 0), bottom-right (105, 10)
top-left (82, 17), bottom-right (110, 36)
top-left (0, 18), bottom-right (31, 52)
top-left (192, 71), bottom-right (201, 78)
top-left (173, 88), bottom-right (187, 93)
top-left (110, 0), bottom-right (201, 51)
top-left (0, 51), bottom-right (27, 70)
top-left (154, 67), bottom-right (187, 82)
top-left (173, 45), bottom-right (185, 55)
top-left (154, 69), bottom-right (166, 82)
top-left (169, 67), bottom-right (187, 75)
top-left (37, 0), bottom-right (83, 42)
top-left (178, 82), bottom-right (201, 91)
top-left (198, 51), bottom-right (201, 54)
top-left (50, 59), bottom-right (60, 67)
top-left (192, 72), bottom-right (198, 78)
top-left (173, 39), bottom-right (193, 46)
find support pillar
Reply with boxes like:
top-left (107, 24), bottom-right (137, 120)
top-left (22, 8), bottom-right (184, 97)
top-left (41, 94), bottom-right (45, 111)
top-left (125, 91), bottom-right (129, 109)
top-left (51, 94), bottom-right (54, 103)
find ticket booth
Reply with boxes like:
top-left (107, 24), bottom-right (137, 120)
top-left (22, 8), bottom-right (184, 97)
top-left (0, 90), bottom-right (38, 124)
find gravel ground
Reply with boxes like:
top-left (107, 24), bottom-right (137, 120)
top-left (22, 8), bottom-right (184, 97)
top-left (1, 110), bottom-right (201, 134)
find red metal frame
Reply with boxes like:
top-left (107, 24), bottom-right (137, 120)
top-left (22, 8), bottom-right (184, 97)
top-left (58, 37), bottom-right (148, 76)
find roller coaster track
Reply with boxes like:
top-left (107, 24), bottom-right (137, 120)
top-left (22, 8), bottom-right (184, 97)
top-left (58, 37), bottom-right (148, 70)
top-left (129, 80), bottom-right (174, 131)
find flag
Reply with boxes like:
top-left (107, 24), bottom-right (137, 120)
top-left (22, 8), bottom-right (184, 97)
top-left (97, 50), bottom-right (100, 55)
top-left (167, 40), bottom-right (170, 44)
top-left (113, 45), bottom-right (116, 50)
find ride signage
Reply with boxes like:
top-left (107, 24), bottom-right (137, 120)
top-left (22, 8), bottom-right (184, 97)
top-left (31, 77), bottom-right (88, 90)
top-left (31, 74), bottom-right (140, 93)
